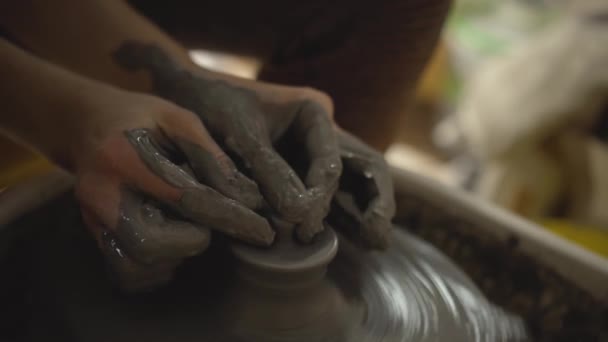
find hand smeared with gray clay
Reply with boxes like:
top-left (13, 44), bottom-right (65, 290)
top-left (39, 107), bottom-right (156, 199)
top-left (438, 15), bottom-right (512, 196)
top-left (96, 41), bottom-right (396, 290)
top-left (73, 91), bottom-right (274, 292)
top-left (114, 42), bottom-right (344, 243)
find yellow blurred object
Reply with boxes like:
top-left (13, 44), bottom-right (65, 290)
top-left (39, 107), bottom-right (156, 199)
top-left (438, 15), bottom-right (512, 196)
top-left (540, 219), bottom-right (608, 258)
top-left (0, 135), bottom-right (53, 188)
top-left (415, 41), bottom-right (449, 105)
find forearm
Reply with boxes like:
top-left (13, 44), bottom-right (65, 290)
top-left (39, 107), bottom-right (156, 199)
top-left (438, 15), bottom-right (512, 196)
top-left (0, 38), bottom-right (109, 166)
top-left (0, 0), bottom-right (198, 93)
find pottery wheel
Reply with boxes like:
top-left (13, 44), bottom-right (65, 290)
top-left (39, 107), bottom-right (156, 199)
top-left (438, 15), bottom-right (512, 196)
top-left (27, 212), bottom-right (528, 342)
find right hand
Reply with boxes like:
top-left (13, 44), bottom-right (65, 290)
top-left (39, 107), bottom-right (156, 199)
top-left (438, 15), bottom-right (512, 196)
top-left (329, 130), bottom-right (396, 249)
top-left (69, 87), bottom-right (274, 291)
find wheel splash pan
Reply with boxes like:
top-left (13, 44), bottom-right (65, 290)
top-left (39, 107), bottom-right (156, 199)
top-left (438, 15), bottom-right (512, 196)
top-left (0, 169), bottom-right (606, 341)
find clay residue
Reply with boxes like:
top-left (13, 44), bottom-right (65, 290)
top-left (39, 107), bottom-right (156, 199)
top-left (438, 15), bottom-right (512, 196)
top-left (175, 138), bottom-right (263, 210)
top-left (124, 128), bottom-right (275, 246)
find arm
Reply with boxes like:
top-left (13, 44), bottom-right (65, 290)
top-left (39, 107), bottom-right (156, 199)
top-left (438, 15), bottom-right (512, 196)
top-left (0, 0), bottom-right (394, 247)
top-left (0, 37), bottom-right (103, 166)
top-left (0, 0), bottom-right (194, 92)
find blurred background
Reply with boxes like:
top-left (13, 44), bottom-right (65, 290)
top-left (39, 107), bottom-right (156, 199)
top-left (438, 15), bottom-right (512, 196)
top-left (1, 0), bottom-right (607, 257)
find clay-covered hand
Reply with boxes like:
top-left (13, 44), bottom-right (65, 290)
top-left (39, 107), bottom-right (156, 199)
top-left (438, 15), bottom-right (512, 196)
top-left (114, 42), bottom-right (342, 243)
top-left (72, 88), bottom-right (274, 291)
top-left (328, 130), bottom-right (396, 249)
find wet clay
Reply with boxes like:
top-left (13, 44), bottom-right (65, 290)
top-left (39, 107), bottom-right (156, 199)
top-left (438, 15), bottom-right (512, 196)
top-left (24, 196), bottom-right (528, 342)
top-left (109, 49), bottom-right (396, 288)
top-left (97, 128), bottom-right (275, 290)
top-left (124, 128), bottom-right (274, 246)
top-left (101, 187), bottom-right (213, 291)
top-left (175, 138), bottom-right (263, 210)
top-left (114, 42), bottom-right (343, 242)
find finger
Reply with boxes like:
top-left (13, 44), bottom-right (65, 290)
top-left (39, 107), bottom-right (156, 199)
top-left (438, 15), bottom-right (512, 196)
top-left (177, 186), bottom-right (274, 246)
top-left (223, 114), bottom-right (310, 222)
top-left (114, 190), bottom-right (211, 265)
top-left (124, 129), bottom-right (275, 246)
top-left (292, 101), bottom-right (342, 242)
top-left (102, 230), bottom-right (179, 292)
top-left (160, 112), bottom-right (264, 210)
top-left (80, 205), bottom-right (176, 292)
top-left (334, 130), bottom-right (396, 249)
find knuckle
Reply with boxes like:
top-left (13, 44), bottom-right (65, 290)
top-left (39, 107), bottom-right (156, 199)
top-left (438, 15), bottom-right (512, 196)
top-left (94, 132), bottom-right (154, 178)
top-left (160, 108), bottom-right (206, 137)
top-left (326, 155), bottom-right (343, 176)
top-left (117, 212), bottom-right (162, 263)
top-left (174, 108), bottom-right (201, 124)
top-left (120, 225), bottom-right (160, 264)
top-left (153, 96), bottom-right (186, 115)
top-left (312, 156), bottom-right (343, 183)
top-left (297, 88), bottom-right (334, 118)
top-left (95, 136), bottom-right (126, 166)
top-left (212, 149), bottom-right (236, 172)
top-left (227, 132), bottom-right (267, 157)
top-left (366, 150), bottom-right (388, 170)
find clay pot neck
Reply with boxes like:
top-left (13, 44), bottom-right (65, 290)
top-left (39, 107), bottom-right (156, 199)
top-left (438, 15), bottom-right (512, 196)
top-left (231, 218), bottom-right (338, 292)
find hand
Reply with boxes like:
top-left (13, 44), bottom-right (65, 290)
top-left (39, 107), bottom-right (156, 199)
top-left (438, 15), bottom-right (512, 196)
top-left (71, 87), bottom-right (274, 291)
top-left (329, 130), bottom-right (396, 249)
top-left (115, 42), bottom-right (343, 243)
